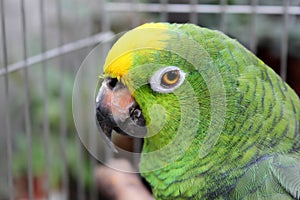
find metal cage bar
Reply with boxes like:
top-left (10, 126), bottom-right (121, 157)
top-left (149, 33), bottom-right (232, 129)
top-left (280, 0), bottom-right (290, 81)
top-left (76, 139), bottom-right (85, 200)
top-left (20, 0), bottom-right (34, 199)
top-left (39, 0), bottom-right (51, 199)
top-left (105, 3), bottom-right (300, 15)
top-left (189, 0), bottom-right (198, 24)
top-left (220, 0), bottom-right (227, 32)
top-left (73, 1), bottom-right (87, 199)
top-left (250, 0), bottom-right (257, 54)
top-left (56, 0), bottom-right (69, 198)
top-left (160, 0), bottom-right (168, 22)
top-left (131, 0), bottom-right (140, 28)
top-left (0, 0), bottom-right (14, 199)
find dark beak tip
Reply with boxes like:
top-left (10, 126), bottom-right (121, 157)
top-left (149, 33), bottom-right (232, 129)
top-left (95, 117), bottom-right (118, 153)
top-left (96, 103), bottom-right (119, 153)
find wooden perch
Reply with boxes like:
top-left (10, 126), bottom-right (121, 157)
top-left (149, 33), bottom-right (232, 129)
top-left (95, 159), bottom-right (154, 200)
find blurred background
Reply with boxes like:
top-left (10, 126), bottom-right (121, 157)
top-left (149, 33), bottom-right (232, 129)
top-left (0, 0), bottom-right (299, 199)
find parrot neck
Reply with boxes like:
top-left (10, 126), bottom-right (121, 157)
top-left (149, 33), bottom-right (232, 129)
top-left (140, 134), bottom-right (248, 199)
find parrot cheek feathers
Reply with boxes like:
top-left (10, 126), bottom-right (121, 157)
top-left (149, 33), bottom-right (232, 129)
top-left (96, 78), bottom-right (147, 144)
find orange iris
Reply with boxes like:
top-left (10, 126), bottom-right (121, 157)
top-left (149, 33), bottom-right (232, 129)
top-left (161, 70), bottom-right (180, 86)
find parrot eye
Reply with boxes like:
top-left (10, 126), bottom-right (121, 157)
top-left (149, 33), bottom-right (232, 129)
top-left (161, 70), bottom-right (180, 87)
top-left (150, 66), bottom-right (186, 93)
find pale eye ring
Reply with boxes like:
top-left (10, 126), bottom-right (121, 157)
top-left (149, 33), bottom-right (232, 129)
top-left (150, 66), bottom-right (186, 93)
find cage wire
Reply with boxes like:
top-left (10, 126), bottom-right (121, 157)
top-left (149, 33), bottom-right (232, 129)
top-left (0, 0), bottom-right (300, 200)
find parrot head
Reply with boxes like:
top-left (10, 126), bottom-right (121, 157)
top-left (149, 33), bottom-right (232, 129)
top-left (96, 23), bottom-right (220, 157)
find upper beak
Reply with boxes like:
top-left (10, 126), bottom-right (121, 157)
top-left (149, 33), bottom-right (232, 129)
top-left (95, 78), bottom-right (146, 151)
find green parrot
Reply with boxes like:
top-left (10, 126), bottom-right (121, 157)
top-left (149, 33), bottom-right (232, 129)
top-left (96, 23), bottom-right (300, 199)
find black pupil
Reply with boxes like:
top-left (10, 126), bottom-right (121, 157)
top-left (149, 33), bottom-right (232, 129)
top-left (167, 70), bottom-right (178, 81)
top-left (161, 70), bottom-right (179, 87)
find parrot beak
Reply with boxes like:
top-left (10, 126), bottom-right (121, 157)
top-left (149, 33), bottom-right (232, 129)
top-left (96, 78), bottom-right (146, 151)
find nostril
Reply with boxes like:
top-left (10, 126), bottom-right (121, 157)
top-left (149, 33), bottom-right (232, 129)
top-left (107, 78), bottom-right (118, 89)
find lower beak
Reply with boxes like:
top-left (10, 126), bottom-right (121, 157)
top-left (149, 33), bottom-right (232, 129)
top-left (95, 78), bottom-right (146, 151)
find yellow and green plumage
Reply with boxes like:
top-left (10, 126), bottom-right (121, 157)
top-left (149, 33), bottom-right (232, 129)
top-left (102, 23), bottom-right (300, 199)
